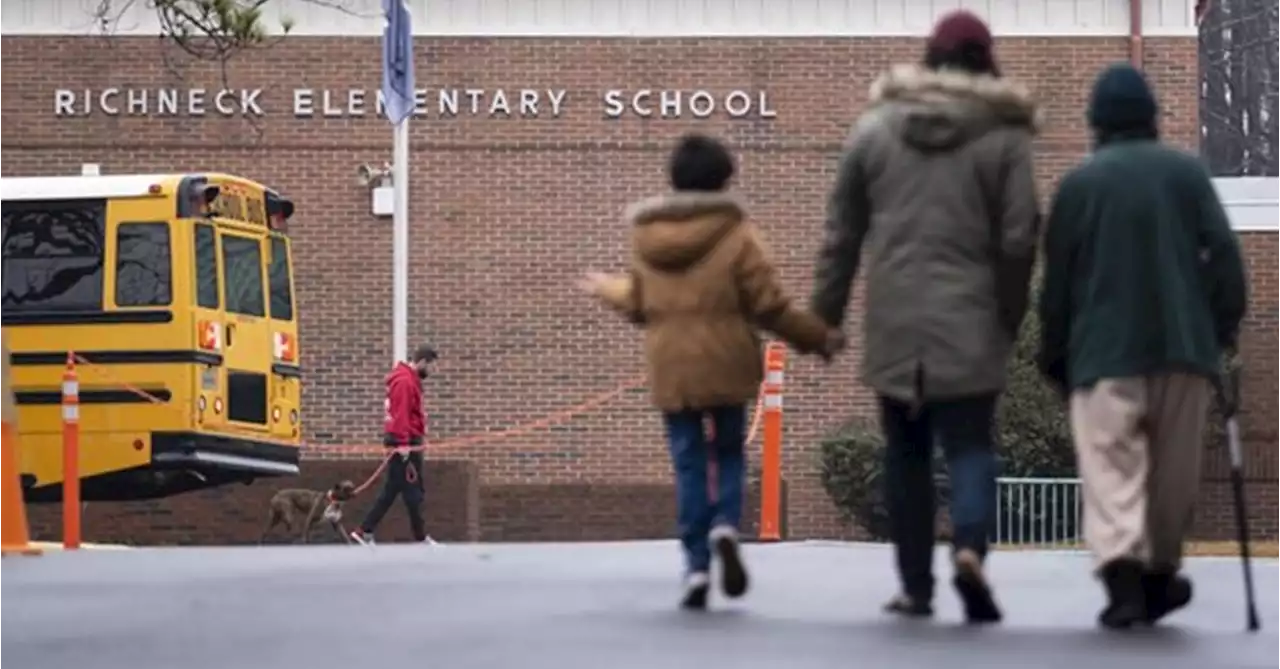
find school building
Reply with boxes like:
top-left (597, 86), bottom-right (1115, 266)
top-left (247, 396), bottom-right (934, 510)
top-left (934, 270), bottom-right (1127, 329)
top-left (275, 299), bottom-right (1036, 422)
top-left (3, 0), bottom-right (1275, 544)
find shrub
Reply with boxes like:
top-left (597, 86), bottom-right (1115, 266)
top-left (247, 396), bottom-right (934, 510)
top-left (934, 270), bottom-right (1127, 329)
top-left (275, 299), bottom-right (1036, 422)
top-left (819, 420), bottom-right (952, 541)
top-left (820, 292), bottom-right (1075, 539)
top-left (1203, 350), bottom-right (1242, 453)
top-left (994, 300), bottom-right (1076, 478)
top-left (819, 421), bottom-right (891, 539)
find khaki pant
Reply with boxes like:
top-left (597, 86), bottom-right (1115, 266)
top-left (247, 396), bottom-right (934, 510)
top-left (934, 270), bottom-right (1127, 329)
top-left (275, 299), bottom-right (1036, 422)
top-left (1069, 372), bottom-right (1209, 572)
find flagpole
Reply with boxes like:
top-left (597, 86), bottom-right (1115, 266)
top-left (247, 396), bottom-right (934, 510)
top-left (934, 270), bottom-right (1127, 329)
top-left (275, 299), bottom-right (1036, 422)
top-left (392, 116), bottom-right (409, 365)
top-left (383, 0), bottom-right (413, 366)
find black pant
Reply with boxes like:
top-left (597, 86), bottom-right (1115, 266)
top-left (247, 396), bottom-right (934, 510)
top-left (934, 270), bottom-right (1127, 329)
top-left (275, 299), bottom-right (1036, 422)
top-left (880, 393), bottom-right (998, 602)
top-left (359, 450), bottom-right (426, 541)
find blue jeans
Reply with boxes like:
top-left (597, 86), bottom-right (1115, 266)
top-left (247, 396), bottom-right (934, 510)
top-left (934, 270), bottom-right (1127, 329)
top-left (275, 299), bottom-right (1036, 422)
top-left (664, 405), bottom-right (747, 574)
top-left (880, 393), bottom-right (997, 602)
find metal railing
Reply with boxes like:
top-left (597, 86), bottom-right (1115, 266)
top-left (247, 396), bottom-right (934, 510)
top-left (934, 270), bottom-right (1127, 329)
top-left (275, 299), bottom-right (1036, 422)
top-left (994, 477), bottom-right (1083, 546)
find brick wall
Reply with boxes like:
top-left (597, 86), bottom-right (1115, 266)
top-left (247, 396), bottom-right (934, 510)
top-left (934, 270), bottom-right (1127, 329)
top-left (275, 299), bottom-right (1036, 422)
top-left (2, 34), bottom-right (1274, 544)
top-left (25, 463), bottom-right (780, 545)
top-left (26, 459), bottom-right (482, 544)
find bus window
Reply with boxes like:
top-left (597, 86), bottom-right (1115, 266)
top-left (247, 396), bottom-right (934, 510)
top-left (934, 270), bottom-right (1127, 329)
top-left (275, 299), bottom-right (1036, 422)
top-left (115, 222), bottom-right (172, 307)
top-left (221, 235), bottom-right (265, 317)
top-left (267, 237), bottom-right (293, 321)
top-left (1, 200), bottom-right (106, 312)
top-left (194, 224), bottom-right (219, 309)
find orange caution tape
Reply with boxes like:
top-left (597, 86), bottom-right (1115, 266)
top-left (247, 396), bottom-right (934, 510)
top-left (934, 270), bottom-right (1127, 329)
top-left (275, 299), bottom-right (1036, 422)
top-left (65, 350), bottom-right (773, 500)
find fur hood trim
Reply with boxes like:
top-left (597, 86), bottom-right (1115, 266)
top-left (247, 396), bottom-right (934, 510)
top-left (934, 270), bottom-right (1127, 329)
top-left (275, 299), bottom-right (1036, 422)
top-left (870, 64), bottom-right (1041, 132)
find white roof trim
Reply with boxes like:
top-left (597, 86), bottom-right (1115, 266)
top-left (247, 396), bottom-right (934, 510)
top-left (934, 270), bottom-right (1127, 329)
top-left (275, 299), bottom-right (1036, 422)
top-left (0, 26), bottom-right (1199, 37)
top-left (1214, 177), bottom-right (1279, 233)
top-left (0, 0), bottom-right (1202, 38)
top-left (0, 175), bottom-right (176, 202)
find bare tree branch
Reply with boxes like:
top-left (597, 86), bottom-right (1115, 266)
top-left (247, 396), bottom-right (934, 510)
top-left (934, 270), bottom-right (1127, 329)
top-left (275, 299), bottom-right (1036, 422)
top-left (1199, 0), bottom-right (1279, 176)
top-left (92, 0), bottom-right (143, 35)
top-left (90, 0), bottom-right (375, 61)
top-left (90, 0), bottom-right (370, 140)
top-left (1202, 36), bottom-right (1279, 66)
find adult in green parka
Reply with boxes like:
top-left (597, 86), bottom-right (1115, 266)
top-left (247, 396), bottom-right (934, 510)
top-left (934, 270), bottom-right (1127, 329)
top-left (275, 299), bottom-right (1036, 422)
top-left (1036, 63), bottom-right (1249, 630)
top-left (811, 10), bottom-right (1040, 625)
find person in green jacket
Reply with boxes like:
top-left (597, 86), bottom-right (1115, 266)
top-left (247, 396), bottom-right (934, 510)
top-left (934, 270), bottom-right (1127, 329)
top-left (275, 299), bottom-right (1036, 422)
top-left (1036, 63), bottom-right (1248, 630)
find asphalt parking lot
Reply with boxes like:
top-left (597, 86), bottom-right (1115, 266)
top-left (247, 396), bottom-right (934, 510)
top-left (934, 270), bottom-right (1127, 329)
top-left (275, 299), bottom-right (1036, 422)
top-left (3, 540), bottom-right (1276, 669)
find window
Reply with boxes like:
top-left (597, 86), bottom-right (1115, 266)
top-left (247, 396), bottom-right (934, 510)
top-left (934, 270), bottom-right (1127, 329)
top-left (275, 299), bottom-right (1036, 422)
top-left (1, 200), bottom-right (106, 312)
top-left (267, 237), bottom-right (294, 321)
top-left (115, 223), bottom-right (172, 307)
top-left (227, 371), bottom-right (268, 424)
top-left (194, 224), bottom-right (219, 309)
top-left (221, 235), bottom-right (265, 317)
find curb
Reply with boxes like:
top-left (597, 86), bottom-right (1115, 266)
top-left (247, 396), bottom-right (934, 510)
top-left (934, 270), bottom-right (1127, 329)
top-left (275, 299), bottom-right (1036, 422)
top-left (29, 541), bottom-right (132, 551)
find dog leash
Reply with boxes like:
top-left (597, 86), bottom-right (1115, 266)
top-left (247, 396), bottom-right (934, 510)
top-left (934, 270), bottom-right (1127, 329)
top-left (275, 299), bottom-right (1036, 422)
top-left (401, 451), bottom-right (419, 484)
top-left (351, 448), bottom-right (419, 497)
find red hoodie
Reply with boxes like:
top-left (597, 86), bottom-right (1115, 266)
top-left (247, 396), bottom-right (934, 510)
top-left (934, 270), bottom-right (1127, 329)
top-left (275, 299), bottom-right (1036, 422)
top-left (383, 362), bottom-right (426, 446)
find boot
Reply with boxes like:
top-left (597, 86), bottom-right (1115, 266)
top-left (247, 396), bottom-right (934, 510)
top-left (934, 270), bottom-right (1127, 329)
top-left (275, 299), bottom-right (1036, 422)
top-left (1098, 558), bottom-right (1147, 629)
top-left (710, 524), bottom-right (749, 598)
top-left (1142, 570), bottom-right (1192, 624)
top-left (952, 548), bottom-right (1002, 624)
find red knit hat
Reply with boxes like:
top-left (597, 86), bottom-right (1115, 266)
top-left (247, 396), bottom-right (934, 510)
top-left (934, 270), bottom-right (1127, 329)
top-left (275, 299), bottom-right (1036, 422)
top-left (927, 10), bottom-right (997, 72)
top-left (928, 10), bottom-right (993, 52)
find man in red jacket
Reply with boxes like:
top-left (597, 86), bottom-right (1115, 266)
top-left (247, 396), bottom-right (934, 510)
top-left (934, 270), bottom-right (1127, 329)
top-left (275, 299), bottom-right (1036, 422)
top-left (350, 344), bottom-right (438, 546)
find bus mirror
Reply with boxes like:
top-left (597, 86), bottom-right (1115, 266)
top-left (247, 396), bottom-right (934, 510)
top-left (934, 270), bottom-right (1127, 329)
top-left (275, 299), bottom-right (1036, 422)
top-left (267, 197), bottom-right (295, 231)
top-left (202, 185), bottom-right (221, 205)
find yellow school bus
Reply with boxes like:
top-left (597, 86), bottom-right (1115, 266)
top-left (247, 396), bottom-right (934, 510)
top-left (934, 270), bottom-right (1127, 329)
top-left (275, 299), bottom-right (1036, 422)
top-left (1, 173), bottom-right (302, 501)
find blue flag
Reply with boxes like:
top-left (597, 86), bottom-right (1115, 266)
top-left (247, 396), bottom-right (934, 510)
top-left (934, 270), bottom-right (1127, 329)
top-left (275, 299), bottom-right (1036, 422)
top-left (381, 0), bottom-right (415, 125)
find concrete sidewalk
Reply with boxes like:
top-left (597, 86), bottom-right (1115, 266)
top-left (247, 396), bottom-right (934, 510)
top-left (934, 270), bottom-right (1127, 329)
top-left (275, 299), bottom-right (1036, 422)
top-left (2, 541), bottom-right (1276, 669)
top-left (26, 541), bottom-right (132, 552)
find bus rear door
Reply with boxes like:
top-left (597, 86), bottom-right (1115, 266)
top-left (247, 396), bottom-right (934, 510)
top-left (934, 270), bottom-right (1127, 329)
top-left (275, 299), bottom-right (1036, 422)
top-left (189, 179), bottom-right (274, 433)
top-left (217, 227), bottom-right (273, 432)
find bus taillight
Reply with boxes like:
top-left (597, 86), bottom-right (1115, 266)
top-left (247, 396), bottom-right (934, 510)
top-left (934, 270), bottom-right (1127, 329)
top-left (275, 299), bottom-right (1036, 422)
top-left (198, 321), bottom-right (222, 351)
top-left (273, 332), bottom-right (295, 363)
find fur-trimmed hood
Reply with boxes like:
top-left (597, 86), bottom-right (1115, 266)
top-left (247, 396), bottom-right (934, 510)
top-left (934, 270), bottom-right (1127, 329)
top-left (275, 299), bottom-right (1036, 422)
top-left (868, 64), bottom-right (1040, 151)
top-left (625, 192), bottom-right (744, 271)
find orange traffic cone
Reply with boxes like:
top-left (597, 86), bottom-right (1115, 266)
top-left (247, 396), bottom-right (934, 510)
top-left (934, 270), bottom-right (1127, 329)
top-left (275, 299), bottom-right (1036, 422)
top-left (0, 327), bottom-right (38, 557)
top-left (0, 422), bottom-right (38, 557)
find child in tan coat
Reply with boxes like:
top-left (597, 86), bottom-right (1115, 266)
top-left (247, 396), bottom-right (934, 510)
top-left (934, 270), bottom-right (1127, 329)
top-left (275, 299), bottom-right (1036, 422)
top-left (581, 134), bottom-right (842, 610)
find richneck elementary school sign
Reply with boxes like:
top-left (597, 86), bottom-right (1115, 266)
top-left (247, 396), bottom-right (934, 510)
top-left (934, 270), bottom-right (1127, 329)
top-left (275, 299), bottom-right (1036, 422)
top-left (52, 87), bottom-right (779, 120)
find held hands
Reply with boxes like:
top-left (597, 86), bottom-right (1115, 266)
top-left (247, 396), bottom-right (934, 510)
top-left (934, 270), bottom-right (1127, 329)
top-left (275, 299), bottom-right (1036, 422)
top-left (820, 328), bottom-right (847, 362)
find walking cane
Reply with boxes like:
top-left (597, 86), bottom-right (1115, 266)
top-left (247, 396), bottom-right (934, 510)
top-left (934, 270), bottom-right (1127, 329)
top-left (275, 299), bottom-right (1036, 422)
top-left (1210, 364), bottom-right (1260, 632)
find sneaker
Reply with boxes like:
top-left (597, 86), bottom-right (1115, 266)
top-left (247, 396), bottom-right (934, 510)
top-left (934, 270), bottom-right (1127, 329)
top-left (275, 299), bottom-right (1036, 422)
top-left (1141, 571), bottom-right (1193, 624)
top-left (422, 535), bottom-right (439, 546)
top-left (952, 548), bottom-right (1002, 624)
top-left (882, 593), bottom-right (934, 618)
top-left (1098, 558), bottom-right (1147, 630)
top-left (349, 530), bottom-right (375, 546)
top-left (710, 525), bottom-right (749, 598)
top-left (680, 571), bottom-right (711, 611)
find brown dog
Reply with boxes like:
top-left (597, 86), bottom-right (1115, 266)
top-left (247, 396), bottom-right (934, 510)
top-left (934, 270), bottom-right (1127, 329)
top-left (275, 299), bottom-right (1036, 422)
top-left (260, 480), bottom-right (357, 545)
